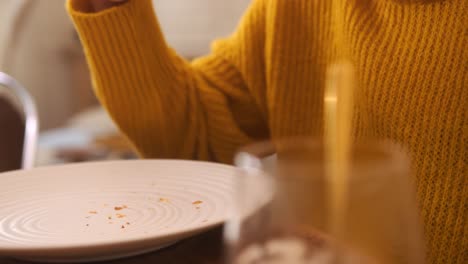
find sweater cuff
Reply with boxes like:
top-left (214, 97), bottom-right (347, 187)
top-left (67, 0), bottom-right (155, 27)
top-left (66, 0), bottom-right (175, 83)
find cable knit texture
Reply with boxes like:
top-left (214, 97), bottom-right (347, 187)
top-left (67, 0), bottom-right (466, 263)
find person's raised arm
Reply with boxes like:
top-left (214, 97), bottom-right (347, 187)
top-left (67, 0), bottom-right (269, 163)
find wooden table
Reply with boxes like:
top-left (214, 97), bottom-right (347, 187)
top-left (1, 227), bottom-right (224, 264)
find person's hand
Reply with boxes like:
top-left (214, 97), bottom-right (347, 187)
top-left (91, 0), bottom-right (127, 12)
top-left (72, 0), bottom-right (128, 13)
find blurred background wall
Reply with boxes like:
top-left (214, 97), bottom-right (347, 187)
top-left (154, 0), bottom-right (251, 58)
top-left (0, 0), bottom-right (251, 130)
top-left (0, 1), bottom-right (78, 130)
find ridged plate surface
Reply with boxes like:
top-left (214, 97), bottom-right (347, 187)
top-left (0, 160), bottom-right (237, 263)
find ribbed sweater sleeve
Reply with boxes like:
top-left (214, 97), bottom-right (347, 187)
top-left (67, 0), bottom-right (269, 163)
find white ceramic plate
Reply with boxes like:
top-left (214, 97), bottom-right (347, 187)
top-left (0, 160), bottom-right (237, 263)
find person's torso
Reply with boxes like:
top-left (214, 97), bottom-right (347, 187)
top-left (259, 0), bottom-right (466, 263)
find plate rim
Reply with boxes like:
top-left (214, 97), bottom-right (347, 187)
top-left (0, 159), bottom-right (237, 176)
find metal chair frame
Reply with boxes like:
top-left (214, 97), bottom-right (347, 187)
top-left (0, 72), bottom-right (38, 169)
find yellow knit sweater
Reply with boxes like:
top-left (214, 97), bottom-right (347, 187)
top-left (67, 0), bottom-right (466, 262)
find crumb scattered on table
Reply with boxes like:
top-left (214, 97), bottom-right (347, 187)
top-left (117, 213), bottom-right (126, 218)
top-left (114, 205), bottom-right (127, 211)
top-left (159, 198), bottom-right (170, 203)
top-left (126, 222), bottom-right (131, 225)
top-left (192, 201), bottom-right (203, 205)
top-left (121, 225), bottom-right (125, 229)
top-left (89, 211), bottom-right (98, 214)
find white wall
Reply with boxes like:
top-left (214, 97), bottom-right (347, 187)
top-left (0, 0), bottom-right (27, 68)
top-left (0, 0), bottom-right (76, 130)
top-left (154, 0), bottom-right (252, 57)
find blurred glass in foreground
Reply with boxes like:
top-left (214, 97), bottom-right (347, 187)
top-left (225, 138), bottom-right (425, 264)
